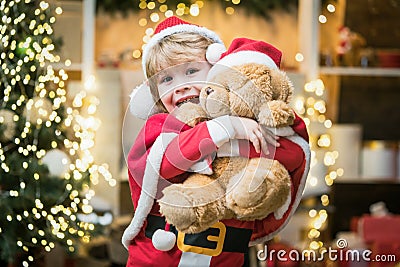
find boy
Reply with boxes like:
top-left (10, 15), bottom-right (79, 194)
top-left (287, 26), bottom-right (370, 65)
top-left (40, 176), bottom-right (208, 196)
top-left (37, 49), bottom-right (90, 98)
top-left (123, 16), bottom-right (310, 267)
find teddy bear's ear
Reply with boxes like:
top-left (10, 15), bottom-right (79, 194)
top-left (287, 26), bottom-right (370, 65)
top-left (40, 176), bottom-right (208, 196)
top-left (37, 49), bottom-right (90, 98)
top-left (269, 69), bottom-right (294, 103)
top-left (236, 64), bottom-right (274, 100)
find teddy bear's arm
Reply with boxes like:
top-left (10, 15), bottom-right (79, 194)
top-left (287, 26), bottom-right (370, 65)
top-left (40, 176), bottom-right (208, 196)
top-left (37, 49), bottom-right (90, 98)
top-left (258, 101), bottom-right (295, 128)
top-left (172, 102), bottom-right (209, 127)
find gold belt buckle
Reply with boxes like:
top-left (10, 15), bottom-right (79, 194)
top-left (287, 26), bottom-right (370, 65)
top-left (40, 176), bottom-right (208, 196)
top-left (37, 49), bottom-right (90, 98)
top-left (177, 222), bottom-right (226, 257)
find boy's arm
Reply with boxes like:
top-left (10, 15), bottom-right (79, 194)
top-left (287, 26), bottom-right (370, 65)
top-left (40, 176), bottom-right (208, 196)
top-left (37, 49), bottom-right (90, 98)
top-left (127, 113), bottom-right (235, 181)
top-left (159, 115), bottom-right (235, 178)
top-left (128, 111), bottom-right (295, 181)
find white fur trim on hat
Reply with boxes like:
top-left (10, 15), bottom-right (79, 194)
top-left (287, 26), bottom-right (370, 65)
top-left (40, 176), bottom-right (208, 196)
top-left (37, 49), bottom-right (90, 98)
top-left (142, 24), bottom-right (224, 77)
top-left (122, 132), bottom-right (178, 249)
top-left (207, 50), bottom-right (278, 80)
top-left (129, 81), bottom-right (164, 120)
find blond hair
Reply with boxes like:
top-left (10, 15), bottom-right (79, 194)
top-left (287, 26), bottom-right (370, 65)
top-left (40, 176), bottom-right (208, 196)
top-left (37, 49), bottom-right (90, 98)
top-left (144, 32), bottom-right (215, 111)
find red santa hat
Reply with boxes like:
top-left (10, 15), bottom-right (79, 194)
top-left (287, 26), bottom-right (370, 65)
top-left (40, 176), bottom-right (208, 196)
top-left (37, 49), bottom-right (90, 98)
top-left (130, 16), bottom-right (226, 120)
top-left (207, 37), bottom-right (282, 79)
top-left (142, 16), bottom-right (224, 77)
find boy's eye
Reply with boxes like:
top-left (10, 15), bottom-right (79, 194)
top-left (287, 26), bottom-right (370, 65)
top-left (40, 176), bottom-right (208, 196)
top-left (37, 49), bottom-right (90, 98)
top-left (186, 68), bottom-right (199, 75)
top-left (160, 76), bottom-right (172, 83)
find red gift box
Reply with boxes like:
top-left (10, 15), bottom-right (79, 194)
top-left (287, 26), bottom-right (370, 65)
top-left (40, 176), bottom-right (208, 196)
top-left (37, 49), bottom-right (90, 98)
top-left (357, 215), bottom-right (400, 267)
top-left (358, 215), bottom-right (400, 243)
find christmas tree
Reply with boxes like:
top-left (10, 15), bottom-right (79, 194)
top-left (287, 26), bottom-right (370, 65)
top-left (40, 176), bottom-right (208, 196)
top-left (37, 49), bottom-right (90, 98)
top-left (0, 0), bottom-right (112, 265)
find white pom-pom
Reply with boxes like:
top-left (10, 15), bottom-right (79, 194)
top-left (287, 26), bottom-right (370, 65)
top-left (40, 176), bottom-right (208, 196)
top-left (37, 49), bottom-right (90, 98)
top-left (152, 229), bottom-right (176, 251)
top-left (206, 43), bottom-right (226, 64)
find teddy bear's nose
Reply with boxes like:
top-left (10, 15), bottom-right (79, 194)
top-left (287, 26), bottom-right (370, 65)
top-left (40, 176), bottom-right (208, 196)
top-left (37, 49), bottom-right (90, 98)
top-left (205, 87), bottom-right (214, 95)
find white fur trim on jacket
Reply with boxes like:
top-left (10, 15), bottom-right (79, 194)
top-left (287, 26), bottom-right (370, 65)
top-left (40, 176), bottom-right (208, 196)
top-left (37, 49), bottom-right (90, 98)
top-left (142, 24), bottom-right (224, 77)
top-left (249, 134), bottom-right (311, 246)
top-left (122, 132), bottom-right (178, 249)
top-left (205, 115), bottom-right (235, 147)
top-left (274, 190), bottom-right (292, 220)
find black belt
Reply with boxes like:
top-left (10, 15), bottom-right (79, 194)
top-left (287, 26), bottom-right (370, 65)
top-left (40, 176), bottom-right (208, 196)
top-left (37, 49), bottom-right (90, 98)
top-left (145, 214), bottom-right (252, 254)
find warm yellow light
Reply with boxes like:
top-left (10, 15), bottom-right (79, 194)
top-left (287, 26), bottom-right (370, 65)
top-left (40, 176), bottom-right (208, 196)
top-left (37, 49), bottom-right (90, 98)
top-left (190, 4), bottom-right (200, 16)
top-left (195, 1), bottom-right (204, 8)
top-left (56, 7), bottom-right (63, 15)
top-left (225, 7), bottom-right (234, 15)
top-left (295, 53), bottom-right (304, 62)
top-left (327, 4), bottom-right (335, 13)
top-left (132, 50), bottom-right (141, 59)
top-left (308, 209), bottom-right (317, 218)
top-left (309, 177), bottom-right (318, 186)
top-left (147, 1), bottom-right (156, 10)
top-left (165, 10), bottom-right (173, 17)
top-left (139, 18), bottom-right (147, 26)
top-left (150, 12), bottom-right (159, 22)
top-left (145, 28), bottom-right (154, 36)
top-left (322, 121), bottom-right (331, 129)
top-left (139, 1), bottom-right (147, 9)
top-left (39, 1), bottom-right (49, 10)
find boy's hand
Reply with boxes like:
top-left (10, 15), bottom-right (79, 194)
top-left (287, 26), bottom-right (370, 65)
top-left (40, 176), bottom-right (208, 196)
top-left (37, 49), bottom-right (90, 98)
top-left (260, 125), bottom-right (281, 148)
top-left (229, 116), bottom-right (279, 155)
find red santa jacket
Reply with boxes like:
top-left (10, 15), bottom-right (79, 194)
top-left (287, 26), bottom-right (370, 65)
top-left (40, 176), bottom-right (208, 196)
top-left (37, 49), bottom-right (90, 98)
top-left (125, 112), bottom-right (310, 267)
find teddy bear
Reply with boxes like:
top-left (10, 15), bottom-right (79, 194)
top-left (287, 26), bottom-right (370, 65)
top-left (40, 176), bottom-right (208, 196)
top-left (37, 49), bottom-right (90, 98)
top-left (158, 42), bottom-right (296, 235)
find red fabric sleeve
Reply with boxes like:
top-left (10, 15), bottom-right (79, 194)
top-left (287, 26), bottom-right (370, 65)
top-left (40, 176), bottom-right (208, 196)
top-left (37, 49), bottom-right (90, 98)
top-left (127, 113), bottom-right (218, 208)
top-left (159, 121), bottom-right (216, 179)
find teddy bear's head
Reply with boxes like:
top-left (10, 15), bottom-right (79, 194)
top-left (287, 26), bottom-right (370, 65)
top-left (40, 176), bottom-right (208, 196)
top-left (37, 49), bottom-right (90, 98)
top-left (199, 63), bottom-right (295, 127)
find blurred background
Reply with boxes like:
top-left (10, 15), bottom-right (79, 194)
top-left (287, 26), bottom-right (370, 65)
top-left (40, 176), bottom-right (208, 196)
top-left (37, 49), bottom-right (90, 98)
top-left (1, 0), bottom-right (400, 266)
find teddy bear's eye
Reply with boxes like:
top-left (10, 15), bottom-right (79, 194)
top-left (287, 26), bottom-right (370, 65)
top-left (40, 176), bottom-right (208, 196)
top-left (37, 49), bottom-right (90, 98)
top-left (205, 87), bottom-right (214, 95)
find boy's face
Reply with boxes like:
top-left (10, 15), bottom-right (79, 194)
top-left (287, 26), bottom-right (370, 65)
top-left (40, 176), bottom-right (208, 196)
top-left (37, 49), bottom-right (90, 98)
top-left (156, 61), bottom-right (211, 113)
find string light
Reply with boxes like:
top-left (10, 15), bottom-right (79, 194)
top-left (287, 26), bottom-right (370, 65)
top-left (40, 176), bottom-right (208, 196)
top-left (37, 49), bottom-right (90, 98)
top-left (134, 1), bottom-right (210, 59)
top-left (293, 0), bottom-right (340, 249)
top-left (327, 4), bottom-right (335, 13)
top-left (318, 15), bottom-right (327, 24)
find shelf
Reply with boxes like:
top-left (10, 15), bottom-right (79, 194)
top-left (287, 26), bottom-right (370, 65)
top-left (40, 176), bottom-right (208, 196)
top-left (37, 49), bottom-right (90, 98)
top-left (319, 66), bottom-right (400, 77)
top-left (50, 63), bottom-right (82, 71)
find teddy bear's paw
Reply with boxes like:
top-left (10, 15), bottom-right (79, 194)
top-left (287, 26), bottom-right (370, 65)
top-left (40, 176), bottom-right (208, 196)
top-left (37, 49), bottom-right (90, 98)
top-left (159, 186), bottom-right (198, 232)
top-left (270, 100), bottom-right (295, 127)
top-left (259, 101), bottom-right (295, 127)
top-left (159, 182), bottom-right (226, 234)
top-left (226, 158), bottom-right (291, 220)
top-left (172, 102), bottom-right (208, 127)
top-left (225, 158), bottom-right (270, 215)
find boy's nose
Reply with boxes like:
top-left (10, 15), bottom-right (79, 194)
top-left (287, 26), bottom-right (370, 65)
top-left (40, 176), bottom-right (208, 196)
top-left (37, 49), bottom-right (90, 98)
top-left (174, 85), bottom-right (191, 94)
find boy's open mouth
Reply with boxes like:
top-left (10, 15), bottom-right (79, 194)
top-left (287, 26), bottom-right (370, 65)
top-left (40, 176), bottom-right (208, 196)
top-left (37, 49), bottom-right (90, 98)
top-left (175, 96), bottom-right (199, 107)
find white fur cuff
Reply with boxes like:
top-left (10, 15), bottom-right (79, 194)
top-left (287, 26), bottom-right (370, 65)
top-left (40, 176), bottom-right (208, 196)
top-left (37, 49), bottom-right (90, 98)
top-left (206, 115), bottom-right (235, 147)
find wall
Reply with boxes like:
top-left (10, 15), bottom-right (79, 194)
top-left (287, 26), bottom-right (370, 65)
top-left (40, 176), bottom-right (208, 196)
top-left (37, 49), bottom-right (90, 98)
top-left (95, 2), bottom-right (299, 70)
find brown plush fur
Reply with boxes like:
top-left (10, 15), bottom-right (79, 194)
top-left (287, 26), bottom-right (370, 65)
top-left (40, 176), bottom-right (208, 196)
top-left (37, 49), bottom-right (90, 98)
top-left (159, 63), bottom-right (294, 234)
